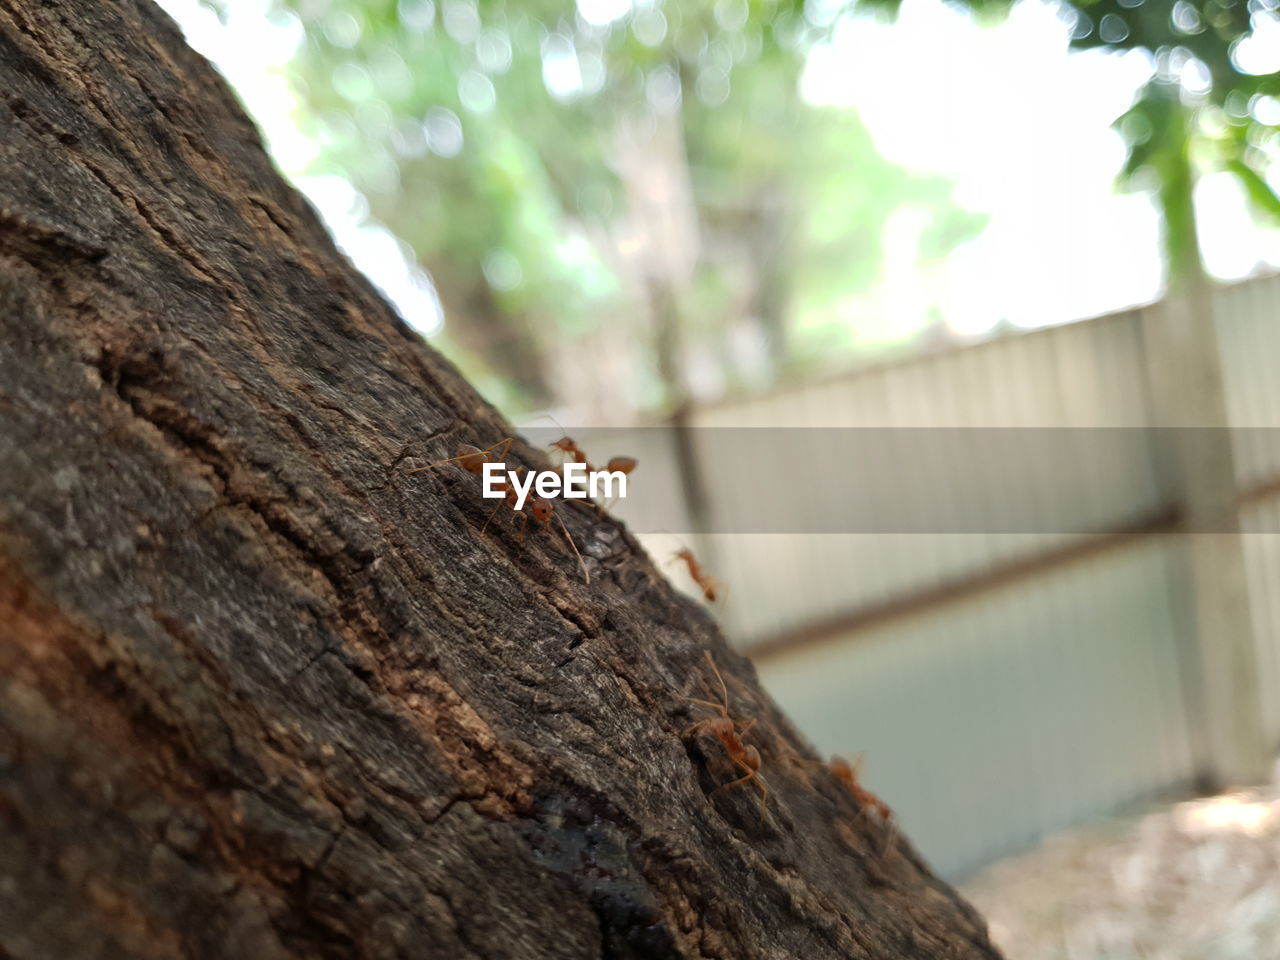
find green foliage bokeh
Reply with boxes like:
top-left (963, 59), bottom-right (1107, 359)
top-left (265, 0), bottom-right (1277, 413)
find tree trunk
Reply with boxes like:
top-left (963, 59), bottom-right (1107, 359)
top-left (0, 3), bottom-right (1002, 957)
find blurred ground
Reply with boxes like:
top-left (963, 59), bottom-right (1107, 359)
top-left (961, 785), bottom-right (1280, 960)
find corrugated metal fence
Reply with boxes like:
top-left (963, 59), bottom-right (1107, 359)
top-left (589, 273), bottom-right (1280, 878)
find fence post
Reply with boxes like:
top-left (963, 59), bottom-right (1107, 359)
top-left (1141, 293), bottom-right (1271, 788)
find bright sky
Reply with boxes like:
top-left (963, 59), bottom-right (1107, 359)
top-left (155, 0), bottom-right (1280, 344)
top-left (804, 0), bottom-right (1280, 337)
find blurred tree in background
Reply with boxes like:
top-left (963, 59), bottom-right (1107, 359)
top-left (1020, 0), bottom-right (1280, 291)
top-left (271, 0), bottom-right (983, 416)
top-left (263, 0), bottom-right (1276, 417)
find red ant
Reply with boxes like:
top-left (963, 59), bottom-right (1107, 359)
top-left (679, 651), bottom-right (768, 820)
top-left (783, 747), bottom-right (897, 856)
top-left (673, 548), bottom-right (724, 604)
top-left (539, 415), bottom-right (636, 478)
top-left (828, 754), bottom-right (898, 856)
top-left (409, 438), bottom-right (589, 584)
top-left (549, 435), bottom-right (591, 469)
top-left (546, 436), bottom-right (637, 480)
top-left (544, 427), bottom-right (637, 515)
top-left (829, 756), bottom-right (893, 821)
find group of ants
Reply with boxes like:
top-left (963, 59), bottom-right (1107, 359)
top-left (409, 431), bottom-right (898, 856)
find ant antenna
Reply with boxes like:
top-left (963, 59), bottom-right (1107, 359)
top-left (408, 437), bottom-right (513, 474)
top-left (526, 412), bottom-right (573, 445)
top-left (704, 650), bottom-right (729, 713)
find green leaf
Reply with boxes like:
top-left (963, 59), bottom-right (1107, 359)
top-left (1228, 156), bottom-right (1280, 225)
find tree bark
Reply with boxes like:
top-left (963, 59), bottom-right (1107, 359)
top-left (0, 3), bottom-right (1002, 957)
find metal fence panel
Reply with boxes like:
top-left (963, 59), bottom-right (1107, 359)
top-left (593, 275), bottom-right (1280, 877)
top-left (757, 537), bottom-right (1197, 877)
top-left (686, 311), bottom-right (1162, 646)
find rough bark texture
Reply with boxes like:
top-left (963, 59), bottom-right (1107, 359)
top-left (0, 3), bottom-right (1003, 958)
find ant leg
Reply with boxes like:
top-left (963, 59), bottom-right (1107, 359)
top-left (564, 496), bottom-right (600, 516)
top-left (710, 770), bottom-right (770, 822)
top-left (880, 818), bottom-right (899, 859)
top-left (851, 801), bottom-right (872, 827)
top-left (480, 499), bottom-right (505, 534)
top-left (710, 770), bottom-right (756, 797)
top-left (676, 695), bottom-right (727, 714)
top-left (679, 707), bottom-right (749, 737)
top-left (556, 515), bottom-right (590, 585)
top-left (485, 437), bottom-right (514, 462)
top-left (755, 777), bottom-right (770, 821)
top-left (516, 512), bottom-right (529, 543)
top-left (681, 714), bottom-right (722, 737)
top-left (407, 449), bottom-right (482, 474)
